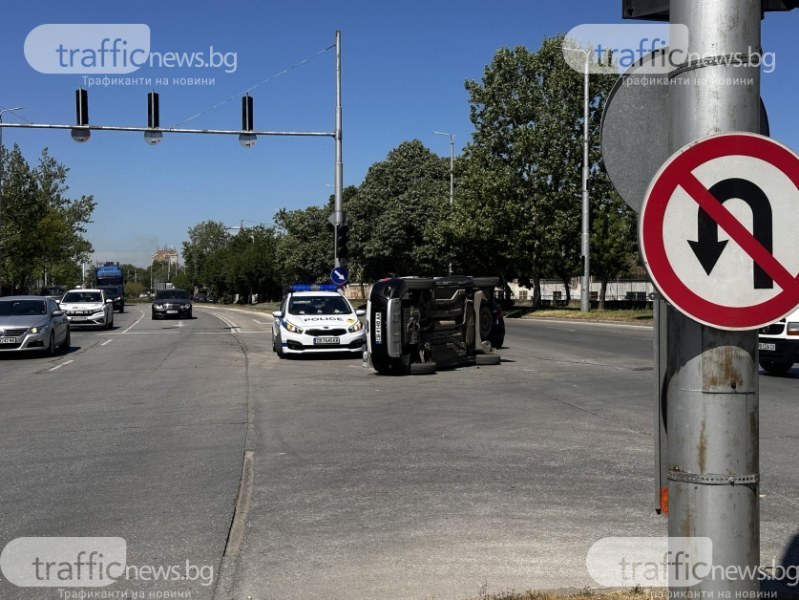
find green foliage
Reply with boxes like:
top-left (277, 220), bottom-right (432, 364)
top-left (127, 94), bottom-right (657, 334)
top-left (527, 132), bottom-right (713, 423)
top-left (0, 145), bottom-right (95, 294)
top-left (348, 140), bottom-right (451, 279)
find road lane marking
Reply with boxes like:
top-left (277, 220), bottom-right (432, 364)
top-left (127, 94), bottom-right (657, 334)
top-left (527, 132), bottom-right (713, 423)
top-left (48, 359), bottom-right (73, 372)
top-left (101, 339), bottom-right (113, 346)
top-left (122, 308), bottom-right (146, 334)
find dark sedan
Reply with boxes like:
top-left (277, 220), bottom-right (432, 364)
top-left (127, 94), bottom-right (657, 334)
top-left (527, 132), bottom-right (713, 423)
top-left (152, 288), bottom-right (193, 319)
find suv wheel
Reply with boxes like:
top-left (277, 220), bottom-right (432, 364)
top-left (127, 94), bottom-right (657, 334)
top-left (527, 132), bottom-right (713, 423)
top-left (759, 360), bottom-right (793, 375)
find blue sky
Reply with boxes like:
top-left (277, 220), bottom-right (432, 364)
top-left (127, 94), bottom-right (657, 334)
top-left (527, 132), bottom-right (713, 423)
top-left (1, 1), bottom-right (797, 267)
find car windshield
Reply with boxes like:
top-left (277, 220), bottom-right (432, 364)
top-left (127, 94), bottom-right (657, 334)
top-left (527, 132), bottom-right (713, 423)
top-left (288, 295), bottom-right (350, 315)
top-left (155, 290), bottom-right (189, 300)
top-left (0, 300), bottom-right (47, 316)
top-left (63, 291), bottom-right (102, 303)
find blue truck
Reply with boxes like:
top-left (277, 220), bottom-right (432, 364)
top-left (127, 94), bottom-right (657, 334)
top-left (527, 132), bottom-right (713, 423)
top-left (94, 263), bottom-right (125, 313)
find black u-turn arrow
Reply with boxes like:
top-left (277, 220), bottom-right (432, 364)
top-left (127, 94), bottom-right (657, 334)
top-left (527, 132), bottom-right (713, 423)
top-left (687, 178), bottom-right (773, 289)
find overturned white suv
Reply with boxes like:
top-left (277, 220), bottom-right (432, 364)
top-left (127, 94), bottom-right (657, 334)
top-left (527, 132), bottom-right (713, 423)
top-left (758, 307), bottom-right (799, 375)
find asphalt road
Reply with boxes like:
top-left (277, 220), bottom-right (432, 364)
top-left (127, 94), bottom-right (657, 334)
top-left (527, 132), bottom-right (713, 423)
top-left (2, 308), bottom-right (798, 600)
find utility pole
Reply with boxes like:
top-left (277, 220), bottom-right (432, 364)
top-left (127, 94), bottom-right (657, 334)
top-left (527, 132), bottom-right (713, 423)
top-left (667, 1), bottom-right (760, 596)
top-left (333, 29), bottom-right (345, 268)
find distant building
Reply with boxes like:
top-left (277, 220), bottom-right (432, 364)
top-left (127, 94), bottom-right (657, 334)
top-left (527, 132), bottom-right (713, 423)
top-left (152, 247), bottom-right (179, 267)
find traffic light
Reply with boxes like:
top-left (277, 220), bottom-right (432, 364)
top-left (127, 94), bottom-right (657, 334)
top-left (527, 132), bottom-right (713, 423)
top-left (71, 88), bottom-right (90, 142)
top-left (145, 91), bottom-right (163, 145)
top-left (239, 94), bottom-right (256, 148)
top-left (336, 224), bottom-right (349, 260)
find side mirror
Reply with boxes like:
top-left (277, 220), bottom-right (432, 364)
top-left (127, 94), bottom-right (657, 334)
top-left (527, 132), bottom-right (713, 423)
top-left (272, 310), bottom-right (283, 319)
top-left (53, 310), bottom-right (65, 317)
top-left (106, 298), bottom-right (113, 304)
top-left (355, 308), bottom-right (366, 317)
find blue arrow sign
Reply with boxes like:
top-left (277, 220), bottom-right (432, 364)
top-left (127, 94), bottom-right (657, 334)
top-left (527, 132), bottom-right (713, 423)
top-left (330, 266), bottom-right (349, 285)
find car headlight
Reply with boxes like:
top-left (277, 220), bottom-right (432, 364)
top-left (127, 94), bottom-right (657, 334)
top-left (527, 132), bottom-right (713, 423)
top-left (185, 303), bottom-right (192, 309)
top-left (30, 325), bottom-right (49, 334)
top-left (154, 303), bottom-right (164, 309)
top-left (283, 319), bottom-right (303, 334)
top-left (348, 320), bottom-right (364, 332)
top-left (788, 322), bottom-right (799, 336)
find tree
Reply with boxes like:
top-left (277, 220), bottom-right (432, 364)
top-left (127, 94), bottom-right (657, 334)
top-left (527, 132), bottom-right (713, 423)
top-left (348, 140), bottom-right (450, 279)
top-left (274, 202), bottom-right (336, 284)
top-left (0, 145), bottom-right (95, 294)
top-left (459, 37), bottom-right (624, 308)
top-left (182, 220), bottom-right (229, 289)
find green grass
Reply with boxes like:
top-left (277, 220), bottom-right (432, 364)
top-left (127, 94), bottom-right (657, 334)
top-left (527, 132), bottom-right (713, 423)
top-left (517, 307), bottom-right (653, 323)
top-left (459, 586), bottom-right (661, 600)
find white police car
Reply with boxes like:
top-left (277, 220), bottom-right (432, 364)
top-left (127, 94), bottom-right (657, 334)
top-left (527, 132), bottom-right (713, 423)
top-left (271, 285), bottom-right (365, 358)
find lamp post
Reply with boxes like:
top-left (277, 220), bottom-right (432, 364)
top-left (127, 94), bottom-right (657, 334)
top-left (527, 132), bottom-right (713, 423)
top-left (432, 130), bottom-right (454, 276)
top-left (0, 106), bottom-right (23, 296)
top-left (562, 47), bottom-right (591, 312)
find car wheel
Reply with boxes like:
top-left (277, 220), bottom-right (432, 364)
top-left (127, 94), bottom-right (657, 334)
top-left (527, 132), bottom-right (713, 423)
top-left (489, 334), bottom-right (505, 349)
top-left (759, 360), bottom-right (793, 375)
top-left (478, 302), bottom-right (494, 342)
top-left (188, 309), bottom-right (193, 319)
top-left (152, 311), bottom-right (157, 320)
top-left (276, 332), bottom-right (286, 358)
top-left (45, 332), bottom-right (56, 357)
top-left (60, 328), bottom-right (71, 354)
top-left (410, 361), bottom-right (437, 375)
top-left (107, 314), bottom-right (114, 329)
top-left (476, 353), bottom-right (501, 366)
top-left (119, 305), bottom-right (124, 313)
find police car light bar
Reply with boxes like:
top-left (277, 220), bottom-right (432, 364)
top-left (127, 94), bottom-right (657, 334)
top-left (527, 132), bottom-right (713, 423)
top-left (288, 284), bottom-right (341, 292)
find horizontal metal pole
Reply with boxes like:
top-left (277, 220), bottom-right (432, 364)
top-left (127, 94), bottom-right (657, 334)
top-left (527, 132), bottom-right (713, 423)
top-left (0, 122), bottom-right (335, 137)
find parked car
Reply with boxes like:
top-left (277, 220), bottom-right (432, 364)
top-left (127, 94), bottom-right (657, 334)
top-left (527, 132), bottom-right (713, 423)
top-left (152, 288), bottom-right (193, 319)
top-left (59, 289), bottom-right (115, 329)
top-left (272, 284), bottom-right (365, 357)
top-left (0, 296), bottom-right (70, 355)
top-left (758, 307), bottom-right (799, 375)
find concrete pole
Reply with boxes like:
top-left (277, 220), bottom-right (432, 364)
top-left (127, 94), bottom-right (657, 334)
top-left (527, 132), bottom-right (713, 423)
top-left (667, 1), bottom-right (760, 595)
top-left (580, 56), bottom-right (590, 313)
top-left (334, 30), bottom-right (344, 268)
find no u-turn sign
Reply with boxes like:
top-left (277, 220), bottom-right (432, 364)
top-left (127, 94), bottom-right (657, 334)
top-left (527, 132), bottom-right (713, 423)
top-left (640, 132), bottom-right (799, 330)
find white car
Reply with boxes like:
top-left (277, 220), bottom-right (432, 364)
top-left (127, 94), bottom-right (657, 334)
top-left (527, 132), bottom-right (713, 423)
top-left (59, 289), bottom-right (115, 329)
top-left (272, 286), bottom-right (365, 357)
top-left (758, 307), bottom-right (799, 375)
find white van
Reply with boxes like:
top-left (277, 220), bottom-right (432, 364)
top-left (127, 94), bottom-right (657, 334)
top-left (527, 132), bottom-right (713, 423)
top-left (758, 308), bottom-right (799, 375)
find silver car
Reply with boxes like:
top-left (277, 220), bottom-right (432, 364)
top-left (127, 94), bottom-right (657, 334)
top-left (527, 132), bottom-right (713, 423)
top-left (59, 289), bottom-right (115, 329)
top-left (0, 296), bottom-right (71, 355)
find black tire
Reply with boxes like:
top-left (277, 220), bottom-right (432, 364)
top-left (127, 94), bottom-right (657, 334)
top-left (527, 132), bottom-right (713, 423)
top-left (60, 328), bottom-right (71, 354)
top-left (46, 332), bottom-right (56, 357)
top-left (475, 353), bottom-right (501, 366)
top-left (479, 302), bottom-right (494, 342)
top-left (276, 332), bottom-right (286, 359)
top-left (410, 361), bottom-right (437, 375)
top-left (489, 334), bottom-right (505, 349)
top-left (271, 332), bottom-right (277, 353)
top-left (760, 360), bottom-right (793, 375)
top-left (370, 353), bottom-right (411, 375)
top-left (188, 309), bottom-right (193, 319)
top-left (106, 314), bottom-right (114, 329)
top-left (119, 305), bottom-right (124, 313)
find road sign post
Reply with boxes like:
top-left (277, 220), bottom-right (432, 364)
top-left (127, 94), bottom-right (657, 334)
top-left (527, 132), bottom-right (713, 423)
top-left (665, 1), bottom-right (761, 596)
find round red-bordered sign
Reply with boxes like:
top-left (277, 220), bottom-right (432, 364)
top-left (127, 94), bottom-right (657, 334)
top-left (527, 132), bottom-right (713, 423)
top-left (640, 132), bottom-right (799, 330)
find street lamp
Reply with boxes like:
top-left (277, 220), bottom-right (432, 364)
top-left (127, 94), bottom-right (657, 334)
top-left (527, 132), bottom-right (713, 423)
top-left (0, 106), bottom-right (24, 296)
top-left (432, 130), bottom-right (454, 276)
top-left (562, 47), bottom-right (591, 313)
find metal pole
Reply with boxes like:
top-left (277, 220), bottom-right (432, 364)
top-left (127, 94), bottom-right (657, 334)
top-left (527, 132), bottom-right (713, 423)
top-left (667, 1), bottom-right (760, 596)
top-left (448, 134), bottom-right (454, 276)
top-left (580, 57), bottom-right (590, 313)
top-left (334, 29), bottom-right (344, 268)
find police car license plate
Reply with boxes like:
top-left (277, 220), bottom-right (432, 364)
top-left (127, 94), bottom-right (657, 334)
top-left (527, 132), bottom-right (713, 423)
top-left (167, 310), bottom-right (178, 314)
top-left (314, 337), bottom-right (340, 345)
top-left (759, 342), bottom-right (776, 352)
top-left (0, 337), bottom-right (16, 344)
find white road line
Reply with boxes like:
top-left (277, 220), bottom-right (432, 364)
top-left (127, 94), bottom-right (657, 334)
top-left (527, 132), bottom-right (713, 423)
top-left (101, 339), bottom-right (113, 346)
top-left (48, 359), bottom-right (73, 372)
top-left (214, 313), bottom-right (241, 332)
top-left (252, 319), bottom-right (271, 325)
